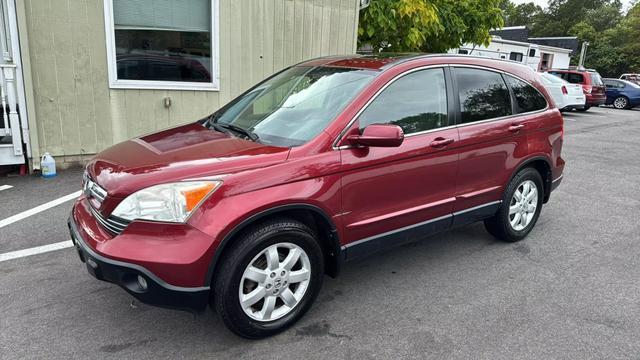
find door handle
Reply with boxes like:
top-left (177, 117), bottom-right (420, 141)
top-left (508, 124), bottom-right (525, 132)
top-left (430, 137), bottom-right (455, 148)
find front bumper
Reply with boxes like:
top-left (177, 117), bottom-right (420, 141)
top-left (68, 215), bottom-right (210, 312)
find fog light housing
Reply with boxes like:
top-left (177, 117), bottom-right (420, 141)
top-left (137, 275), bottom-right (148, 290)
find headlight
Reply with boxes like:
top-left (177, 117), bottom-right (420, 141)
top-left (111, 181), bottom-right (221, 223)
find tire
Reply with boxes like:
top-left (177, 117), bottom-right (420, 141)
top-left (212, 217), bottom-right (324, 339)
top-left (484, 167), bottom-right (544, 242)
top-left (613, 96), bottom-right (629, 109)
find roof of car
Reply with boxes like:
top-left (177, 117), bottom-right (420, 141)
top-left (298, 53), bottom-right (535, 72)
top-left (549, 68), bottom-right (599, 74)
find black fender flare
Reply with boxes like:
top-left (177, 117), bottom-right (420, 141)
top-left (204, 203), bottom-right (341, 286)
top-left (506, 155), bottom-right (553, 203)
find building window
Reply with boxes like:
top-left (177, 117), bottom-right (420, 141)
top-left (458, 49), bottom-right (469, 55)
top-left (529, 49), bottom-right (536, 57)
top-left (509, 52), bottom-right (523, 62)
top-left (104, 0), bottom-right (219, 90)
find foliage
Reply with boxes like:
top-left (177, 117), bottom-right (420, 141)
top-left (567, 2), bottom-right (640, 76)
top-left (496, 0), bottom-right (638, 77)
top-left (358, 0), bottom-right (504, 53)
top-left (530, 0), bottom-right (619, 36)
top-left (498, 1), bottom-right (543, 28)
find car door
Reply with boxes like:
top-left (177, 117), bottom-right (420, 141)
top-left (338, 67), bottom-right (459, 259)
top-left (604, 79), bottom-right (621, 103)
top-left (450, 67), bottom-right (547, 225)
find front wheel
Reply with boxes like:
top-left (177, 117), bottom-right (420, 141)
top-left (484, 167), bottom-right (544, 242)
top-left (212, 218), bottom-right (324, 339)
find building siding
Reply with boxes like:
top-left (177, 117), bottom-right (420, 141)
top-left (19, 0), bottom-right (359, 163)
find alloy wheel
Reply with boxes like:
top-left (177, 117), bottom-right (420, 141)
top-left (238, 242), bottom-right (311, 322)
top-left (508, 180), bottom-right (538, 231)
top-left (614, 97), bottom-right (628, 109)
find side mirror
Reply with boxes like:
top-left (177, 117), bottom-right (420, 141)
top-left (347, 124), bottom-right (404, 148)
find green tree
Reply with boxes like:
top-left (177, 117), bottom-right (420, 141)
top-left (531, 0), bottom-right (614, 36)
top-left (571, 2), bottom-right (640, 76)
top-left (499, 1), bottom-right (543, 28)
top-left (358, 0), bottom-right (504, 52)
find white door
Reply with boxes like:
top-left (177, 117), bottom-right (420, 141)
top-left (0, 0), bottom-right (28, 166)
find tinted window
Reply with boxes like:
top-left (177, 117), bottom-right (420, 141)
top-left (359, 68), bottom-right (448, 134)
top-left (455, 68), bottom-right (512, 123)
top-left (566, 73), bottom-right (584, 84)
top-left (506, 76), bottom-right (547, 113)
top-left (604, 80), bottom-right (622, 88)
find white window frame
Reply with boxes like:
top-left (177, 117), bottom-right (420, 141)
top-left (103, 0), bottom-right (220, 91)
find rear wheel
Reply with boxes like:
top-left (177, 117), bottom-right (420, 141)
top-left (484, 168), bottom-right (544, 242)
top-left (212, 218), bottom-right (324, 339)
top-left (613, 96), bottom-right (629, 109)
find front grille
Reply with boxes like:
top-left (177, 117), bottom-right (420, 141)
top-left (90, 206), bottom-right (130, 235)
top-left (83, 171), bottom-right (130, 235)
top-left (83, 172), bottom-right (107, 203)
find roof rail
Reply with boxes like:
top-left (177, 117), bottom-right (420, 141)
top-left (549, 66), bottom-right (598, 72)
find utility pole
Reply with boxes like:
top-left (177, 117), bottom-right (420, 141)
top-left (578, 41), bottom-right (589, 69)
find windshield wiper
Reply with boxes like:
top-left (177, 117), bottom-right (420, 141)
top-left (209, 122), bottom-right (232, 136)
top-left (218, 123), bottom-right (259, 141)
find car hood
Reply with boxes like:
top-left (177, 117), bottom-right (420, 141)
top-left (86, 123), bottom-right (290, 197)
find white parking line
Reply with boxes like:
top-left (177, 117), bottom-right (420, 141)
top-left (0, 190), bottom-right (82, 229)
top-left (0, 185), bottom-right (13, 191)
top-left (0, 240), bottom-right (73, 262)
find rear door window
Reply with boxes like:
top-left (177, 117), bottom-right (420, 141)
top-left (505, 76), bottom-right (547, 113)
top-left (454, 68), bottom-right (512, 123)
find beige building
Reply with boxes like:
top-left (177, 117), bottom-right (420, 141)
top-left (0, 0), bottom-right (360, 169)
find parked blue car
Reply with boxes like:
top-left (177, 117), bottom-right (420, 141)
top-left (603, 78), bottom-right (640, 109)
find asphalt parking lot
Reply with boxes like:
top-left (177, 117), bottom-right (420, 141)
top-left (1, 106), bottom-right (639, 359)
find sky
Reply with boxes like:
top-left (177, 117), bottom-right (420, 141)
top-left (510, 0), bottom-right (636, 11)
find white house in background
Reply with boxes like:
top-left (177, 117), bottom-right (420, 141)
top-left (448, 36), bottom-right (572, 72)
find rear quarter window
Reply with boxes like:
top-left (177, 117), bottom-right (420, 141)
top-left (590, 73), bottom-right (604, 86)
top-left (505, 76), bottom-right (548, 113)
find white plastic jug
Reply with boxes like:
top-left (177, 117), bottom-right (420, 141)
top-left (41, 152), bottom-right (57, 178)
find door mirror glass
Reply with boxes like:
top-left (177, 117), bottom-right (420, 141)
top-left (348, 124), bottom-right (404, 147)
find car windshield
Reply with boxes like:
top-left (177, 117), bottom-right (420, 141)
top-left (208, 66), bottom-right (376, 147)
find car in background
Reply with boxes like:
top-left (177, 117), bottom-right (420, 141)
top-left (603, 78), bottom-right (640, 109)
top-left (547, 68), bottom-right (606, 111)
top-left (619, 74), bottom-right (640, 85)
top-left (539, 72), bottom-right (586, 111)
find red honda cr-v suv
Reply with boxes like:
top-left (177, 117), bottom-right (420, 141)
top-left (69, 54), bottom-right (564, 338)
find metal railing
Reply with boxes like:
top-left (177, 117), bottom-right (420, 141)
top-left (0, 62), bottom-right (22, 157)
